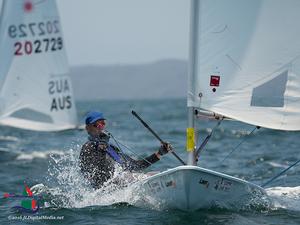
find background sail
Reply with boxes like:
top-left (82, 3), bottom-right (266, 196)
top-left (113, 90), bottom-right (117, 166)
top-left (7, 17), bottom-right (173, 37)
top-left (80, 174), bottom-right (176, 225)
top-left (0, 0), bottom-right (77, 131)
top-left (188, 0), bottom-right (300, 131)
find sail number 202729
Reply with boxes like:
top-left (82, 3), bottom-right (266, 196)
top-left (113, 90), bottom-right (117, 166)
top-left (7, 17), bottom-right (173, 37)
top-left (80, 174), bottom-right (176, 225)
top-left (8, 21), bottom-right (63, 56)
top-left (14, 38), bottom-right (63, 55)
top-left (8, 21), bottom-right (60, 38)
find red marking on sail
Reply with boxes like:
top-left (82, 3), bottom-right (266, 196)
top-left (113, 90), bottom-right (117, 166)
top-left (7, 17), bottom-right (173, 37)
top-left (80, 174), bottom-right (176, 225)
top-left (24, 183), bottom-right (33, 196)
top-left (24, 1), bottom-right (33, 13)
top-left (210, 75), bottom-right (220, 87)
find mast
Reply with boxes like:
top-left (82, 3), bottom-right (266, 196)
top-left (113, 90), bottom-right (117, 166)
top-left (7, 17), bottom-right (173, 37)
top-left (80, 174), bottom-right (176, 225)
top-left (187, 0), bottom-right (200, 165)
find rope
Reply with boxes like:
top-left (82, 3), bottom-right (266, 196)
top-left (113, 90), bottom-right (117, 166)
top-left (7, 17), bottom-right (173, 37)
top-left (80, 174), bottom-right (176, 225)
top-left (220, 126), bottom-right (260, 164)
top-left (261, 158), bottom-right (300, 187)
top-left (106, 131), bottom-right (153, 165)
top-left (195, 118), bottom-right (223, 160)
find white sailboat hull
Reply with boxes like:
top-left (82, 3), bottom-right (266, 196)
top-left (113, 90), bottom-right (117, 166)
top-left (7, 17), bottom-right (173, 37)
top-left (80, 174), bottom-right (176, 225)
top-left (134, 166), bottom-right (268, 211)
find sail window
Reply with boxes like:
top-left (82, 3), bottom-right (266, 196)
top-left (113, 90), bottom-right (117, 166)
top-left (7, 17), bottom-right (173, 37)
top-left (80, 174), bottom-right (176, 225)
top-left (250, 70), bottom-right (288, 107)
top-left (10, 108), bottom-right (53, 123)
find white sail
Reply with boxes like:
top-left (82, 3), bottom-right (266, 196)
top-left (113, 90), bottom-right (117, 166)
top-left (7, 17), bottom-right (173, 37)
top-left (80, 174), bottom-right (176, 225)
top-left (0, 0), bottom-right (77, 131)
top-left (188, 0), bottom-right (300, 131)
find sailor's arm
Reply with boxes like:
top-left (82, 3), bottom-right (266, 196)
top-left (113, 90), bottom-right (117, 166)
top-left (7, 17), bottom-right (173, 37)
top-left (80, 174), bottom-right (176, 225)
top-left (126, 143), bottom-right (172, 170)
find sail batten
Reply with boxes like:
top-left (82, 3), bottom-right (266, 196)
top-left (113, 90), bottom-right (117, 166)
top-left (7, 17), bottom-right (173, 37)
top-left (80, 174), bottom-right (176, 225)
top-left (188, 0), bottom-right (300, 131)
top-left (0, 0), bottom-right (77, 131)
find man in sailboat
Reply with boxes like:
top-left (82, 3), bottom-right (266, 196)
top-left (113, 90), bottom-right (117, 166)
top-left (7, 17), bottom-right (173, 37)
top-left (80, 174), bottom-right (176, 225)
top-left (79, 111), bottom-right (172, 189)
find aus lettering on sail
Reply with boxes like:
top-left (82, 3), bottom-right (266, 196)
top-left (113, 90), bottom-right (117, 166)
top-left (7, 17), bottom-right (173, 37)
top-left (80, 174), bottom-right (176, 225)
top-left (48, 78), bottom-right (73, 112)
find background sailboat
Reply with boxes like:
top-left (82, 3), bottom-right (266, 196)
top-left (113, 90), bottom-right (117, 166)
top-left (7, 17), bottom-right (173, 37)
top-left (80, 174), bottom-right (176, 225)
top-left (133, 0), bottom-right (300, 211)
top-left (0, 0), bottom-right (77, 131)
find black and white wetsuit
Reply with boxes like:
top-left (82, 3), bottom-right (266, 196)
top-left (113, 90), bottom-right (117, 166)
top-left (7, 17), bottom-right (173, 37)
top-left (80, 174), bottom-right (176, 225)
top-left (79, 132), bottom-right (160, 189)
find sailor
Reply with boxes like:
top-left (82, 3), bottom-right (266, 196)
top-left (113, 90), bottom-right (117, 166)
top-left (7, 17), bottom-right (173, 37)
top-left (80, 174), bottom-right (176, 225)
top-left (79, 111), bottom-right (172, 189)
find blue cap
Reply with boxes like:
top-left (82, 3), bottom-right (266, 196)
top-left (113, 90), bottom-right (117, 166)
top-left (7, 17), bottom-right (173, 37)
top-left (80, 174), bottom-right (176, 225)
top-left (85, 111), bottom-right (105, 125)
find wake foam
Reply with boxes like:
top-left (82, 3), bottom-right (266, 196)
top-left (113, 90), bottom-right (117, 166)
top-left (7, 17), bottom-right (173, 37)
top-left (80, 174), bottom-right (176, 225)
top-left (266, 162), bottom-right (288, 169)
top-left (16, 150), bottom-right (64, 160)
top-left (266, 186), bottom-right (300, 211)
top-left (31, 147), bottom-right (149, 209)
top-left (0, 135), bottom-right (19, 142)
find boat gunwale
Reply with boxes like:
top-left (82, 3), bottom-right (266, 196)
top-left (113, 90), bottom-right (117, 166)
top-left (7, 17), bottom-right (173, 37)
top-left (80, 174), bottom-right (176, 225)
top-left (143, 165), bottom-right (265, 192)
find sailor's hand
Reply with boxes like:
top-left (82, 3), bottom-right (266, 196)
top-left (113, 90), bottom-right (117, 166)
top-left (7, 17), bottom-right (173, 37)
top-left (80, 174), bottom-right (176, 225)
top-left (158, 142), bottom-right (173, 156)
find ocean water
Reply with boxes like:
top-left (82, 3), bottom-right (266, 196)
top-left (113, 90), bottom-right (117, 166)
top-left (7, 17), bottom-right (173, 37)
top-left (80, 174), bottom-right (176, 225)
top-left (0, 98), bottom-right (299, 225)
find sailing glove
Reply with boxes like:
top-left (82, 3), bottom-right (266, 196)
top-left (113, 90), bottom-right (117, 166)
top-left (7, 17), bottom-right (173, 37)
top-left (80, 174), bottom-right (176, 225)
top-left (158, 142), bottom-right (172, 156)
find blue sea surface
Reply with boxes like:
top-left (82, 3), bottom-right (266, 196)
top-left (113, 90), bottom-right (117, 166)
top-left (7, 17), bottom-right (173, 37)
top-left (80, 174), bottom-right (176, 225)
top-left (0, 98), bottom-right (299, 224)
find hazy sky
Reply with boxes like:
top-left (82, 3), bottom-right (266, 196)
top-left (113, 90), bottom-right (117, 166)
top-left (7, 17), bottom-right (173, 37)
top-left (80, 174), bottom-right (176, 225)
top-left (56, 0), bottom-right (190, 66)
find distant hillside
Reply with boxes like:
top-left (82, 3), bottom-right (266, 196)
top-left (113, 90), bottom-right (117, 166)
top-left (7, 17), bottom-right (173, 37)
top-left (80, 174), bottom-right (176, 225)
top-left (70, 59), bottom-right (187, 100)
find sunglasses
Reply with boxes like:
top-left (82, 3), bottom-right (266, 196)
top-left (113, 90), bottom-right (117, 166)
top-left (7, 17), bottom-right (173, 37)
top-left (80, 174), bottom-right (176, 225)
top-left (93, 120), bottom-right (106, 128)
